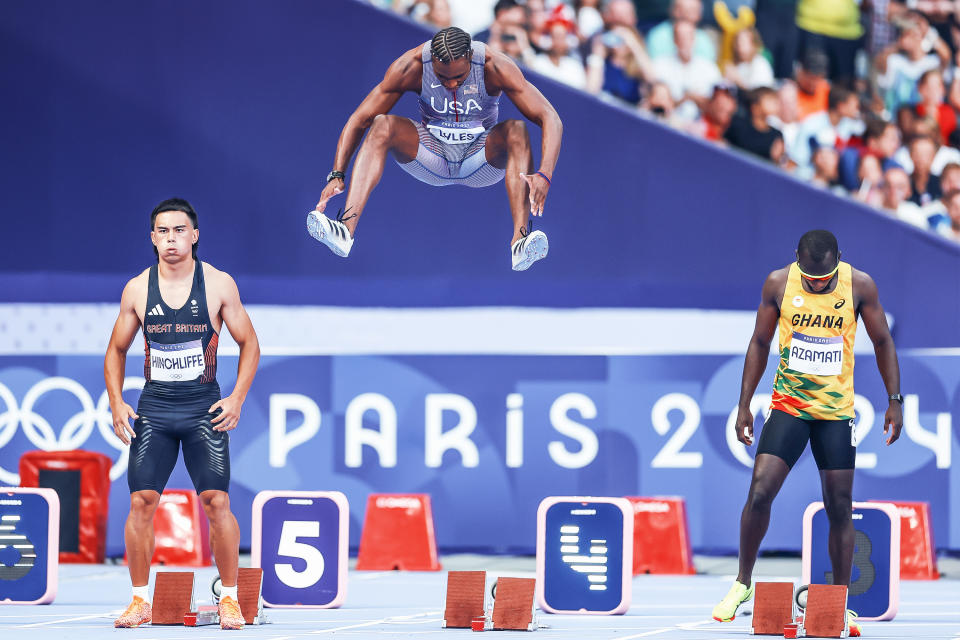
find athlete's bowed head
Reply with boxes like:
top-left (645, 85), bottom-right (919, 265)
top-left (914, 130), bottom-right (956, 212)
top-left (306, 26), bottom-right (563, 271)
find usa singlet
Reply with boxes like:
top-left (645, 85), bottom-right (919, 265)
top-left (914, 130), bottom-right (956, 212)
top-left (769, 262), bottom-right (856, 421)
top-left (142, 261), bottom-right (218, 384)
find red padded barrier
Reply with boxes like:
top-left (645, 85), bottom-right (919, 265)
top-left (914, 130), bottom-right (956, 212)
top-left (871, 500), bottom-right (939, 580)
top-left (356, 494), bottom-right (441, 571)
top-left (625, 496), bottom-right (695, 575)
top-left (19, 449), bottom-right (111, 563)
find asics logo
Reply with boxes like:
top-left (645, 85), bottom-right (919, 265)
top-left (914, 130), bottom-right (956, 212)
top-left (0, 376), bottom-right (145, 485)
top-left (834, 299), bottom-right (846, 309)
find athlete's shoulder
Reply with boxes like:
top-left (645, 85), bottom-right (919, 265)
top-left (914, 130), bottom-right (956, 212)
top-left (124, 267), bottom-right (151, 293)
top-left (384, 45), bottom-right (425, 91)
top-left (484, 46), bottom-right (525, 90)
top-left (760, 265), bottom-right (790, 304)
top-left (849, 266), bottom-right (878, 303)
top-left (201, 262), bottom-right (240, 293)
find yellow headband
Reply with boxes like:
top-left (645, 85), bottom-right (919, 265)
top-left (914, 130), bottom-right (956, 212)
top-left (796, 261), bottom-right (840, 280)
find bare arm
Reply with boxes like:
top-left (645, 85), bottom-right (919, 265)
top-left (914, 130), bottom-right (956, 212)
top-left (104, 277), bottom-right (144, 445)
top-left (316, 47), bottom-right (422, 211)
top-left (735, 270), bottom-right (785, 445)
top-left (208, 272), bottom-right (260, 432)
top-left (488, 51), bottom-right (563, 180)
top-left (854, 269), bottom-right (903, 445)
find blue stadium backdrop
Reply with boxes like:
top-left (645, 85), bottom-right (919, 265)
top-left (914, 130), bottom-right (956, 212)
top-left (1, 0), bottom-right (958, 556)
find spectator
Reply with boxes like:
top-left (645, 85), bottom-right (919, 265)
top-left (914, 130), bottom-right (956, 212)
top-left (724, 86), bottom-right (785, 163)
top-left (795, 49), bottom-right (831, 119)
top-left (575, 0), bottom-right (605, 39)
top-left (476, 0), bottom-right (527, 47)
top-left (640, 81), bottom-right (683, 127)
top-left (839, 118), bottom-right (902, 191)
top-left (790, 86), bottom-right (863, 171)
top-left (408, 0), bottom-right (452, 28)
top-left (880, 166), bottom-right (928, 227)
top-left (923, 162), bottom-right (960, 228)
top-left (876, 14), bottom-right (948, 115)
top-left (447, 0), bottom-right (499, 35)
top-left (652, 21), bottom-right (722, 120)
top-left (603, 0), bottom-right (642, 31)
top-left (770, 80), bottom-right (802, 163)
top-left (893, 115), bottom-right (960, 174)
top-left (908, 134), bottom-right (942, 206)
top-left (855, 154), bottom-right (885, 207)
top-left (690, 83), bottom-right (738, 141)
top-left (530, 15), bottom-right (588, 89)
top-left (915, 69), bottom-right (958, 145)
top-left (754, 0), bottom-right (799, 79)
top-left (795, 0), bottom-right (863, 85)
top-left (586, 26), bottom-right (652, 104)
top-left (932, 188), bottom-right (960, 241)
top-left (526, 0), bottom-right (552, 53)
top-left (810, 146), bottom-right (842, 192)
top-left (724, 27), bottom-right (775, 90)
top-left (646, 0), bottom-right (717, 61)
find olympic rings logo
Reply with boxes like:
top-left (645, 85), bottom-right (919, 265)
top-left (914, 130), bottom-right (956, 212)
top-left (0, 376), bottom-right (145, 485)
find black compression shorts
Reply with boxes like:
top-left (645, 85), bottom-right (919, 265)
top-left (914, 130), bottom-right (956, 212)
top-left (127, 381), bottom-right (230, 494)
top-left (756, 409), bottom-right (856, 470)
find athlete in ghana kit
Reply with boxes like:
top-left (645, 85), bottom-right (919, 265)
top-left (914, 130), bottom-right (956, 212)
top-left (105, 198), bottom-right (260, 630)
top-left (307, 26), bottom-right (563, 271)
top-left (712, 230), bottom-right (903, 637)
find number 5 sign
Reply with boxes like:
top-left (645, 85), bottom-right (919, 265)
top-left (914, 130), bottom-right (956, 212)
top-left (251, 491), bottom-right (349, 608)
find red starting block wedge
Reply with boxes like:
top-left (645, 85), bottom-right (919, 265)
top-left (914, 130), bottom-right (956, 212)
top-left (153, 490), bottom-right (211, 566)
top-left (751, 582), bottom-right (794, 635)
top-left (491, 577), bottom-right (536, 631)
top-left (356, 494), bottom-right (441, 571)
top-left (798, 584), bottom-right (848, 638)
top-left (625, 496), bottom-right (695, 575)
top-left (19, 450), bottom-right (111, 564)
top-left (152, 571), bottom-right (195, 625)
top-left (871, 500), bottom-right (938, 580)
top-left (443, 571), bottom-right (487, 628)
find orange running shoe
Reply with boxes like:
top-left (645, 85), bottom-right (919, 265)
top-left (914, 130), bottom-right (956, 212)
top-left (218, 595), bottom-right (245, 630)
top-left (114, 596), bottom-right (152, 628)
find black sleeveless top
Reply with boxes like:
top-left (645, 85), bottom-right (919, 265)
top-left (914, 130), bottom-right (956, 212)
top-left (141, 260), bottom-right (219, 385)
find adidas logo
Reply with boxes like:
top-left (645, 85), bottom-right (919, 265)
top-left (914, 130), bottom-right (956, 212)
top-left (147, 304), bottom-right (164, 317)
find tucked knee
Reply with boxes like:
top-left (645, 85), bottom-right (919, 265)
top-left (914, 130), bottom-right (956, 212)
top-left (505, 120), bottom-right (530, 148)
top-left (367, 114), bottom-right (394, 146)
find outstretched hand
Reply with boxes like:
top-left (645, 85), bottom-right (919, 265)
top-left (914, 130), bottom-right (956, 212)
top-left (316, 177), bottom-right (345, 213)
top-left (521, 172), bottom-right (550, 217)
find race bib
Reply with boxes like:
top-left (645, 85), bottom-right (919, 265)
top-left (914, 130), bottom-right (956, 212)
top-left (787, 332), bottom-right (843, 376)
top-left (150, 340), bottom-right (205, 382)
top-left (427, 122), bottom-right (486, 145)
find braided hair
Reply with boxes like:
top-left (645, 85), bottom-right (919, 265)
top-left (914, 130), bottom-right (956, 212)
top-left (430, 27), bottom-right (472, 63)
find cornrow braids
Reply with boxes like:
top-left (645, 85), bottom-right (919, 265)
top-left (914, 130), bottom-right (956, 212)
top-left (430, 27), bottom-right (472, 63)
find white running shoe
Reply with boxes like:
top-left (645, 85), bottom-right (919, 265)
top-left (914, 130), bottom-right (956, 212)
top-left (511, 230), bottom-right (549, 271)
top-left (306, 210), bottom-right (354, 257)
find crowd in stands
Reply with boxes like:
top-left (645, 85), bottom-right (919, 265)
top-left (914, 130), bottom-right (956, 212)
top-left (369, 0), bottom-right (960, 244)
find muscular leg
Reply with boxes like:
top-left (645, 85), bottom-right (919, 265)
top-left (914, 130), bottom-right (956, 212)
top-left (820, 469), bottom-right (855, 586)
top-left (485, 119), bottom-right (534, 244)
top-left (341, 114), bottom-right (420, 235)
top-left (200, 490), bottom-right (240, 588)
top-left (736, 453), bottom-right (792, 587)
top-left (125, 490), bottom-right (161, 587)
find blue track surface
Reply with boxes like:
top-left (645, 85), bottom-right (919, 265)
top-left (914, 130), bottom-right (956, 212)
top-left (1, 558), bottom-right (958, 639)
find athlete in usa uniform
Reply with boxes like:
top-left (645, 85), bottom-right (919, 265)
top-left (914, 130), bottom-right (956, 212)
top-left (105, 199), bottom-right (260, 630)
top-left (307, 26), bottom-right (563, 271)
top-left (712, 230), bottom-right (903, 636)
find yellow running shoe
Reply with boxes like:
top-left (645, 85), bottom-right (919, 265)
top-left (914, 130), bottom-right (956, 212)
top-left (712, 581), bottom-right (754, 622)
top-left (847, 609), bottom-right (861, 637)
top-left (114, 596), bottom-right (152, 628)
top-left (218, 595), bottom-right (245, 630)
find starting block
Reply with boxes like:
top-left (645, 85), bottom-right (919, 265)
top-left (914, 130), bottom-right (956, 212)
top-left (442, 570), bottom-right (486, 628)
top-left (751, 582), bottom-right (794, 635)
top-left (792, 584), bottom-right (848, 638)
top-left (356, 494), bottom-right (440, 571)
top-left (625, 496), bottom-right (695, 575)
top-left (189, 567), bottom-right (266, 626)
top-left (152, 571), bottom-right (195, 625)
top-left (870, 500), bottom-right (938, 580)
top-left (0, 487), bottom-right (59, 605)
top-left (491, 577), bottom-right (536, 631)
